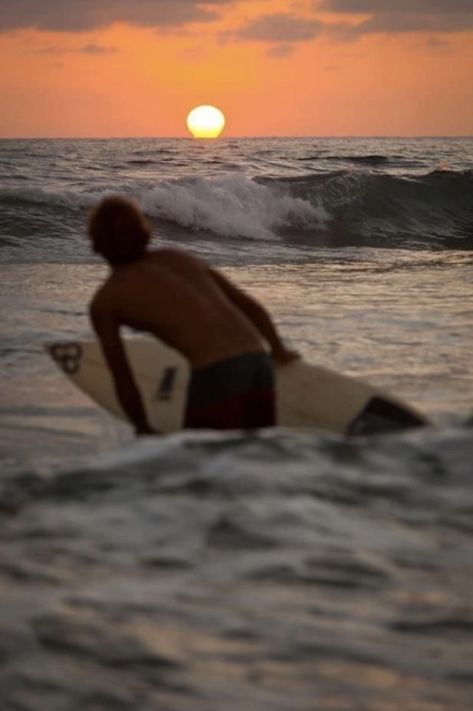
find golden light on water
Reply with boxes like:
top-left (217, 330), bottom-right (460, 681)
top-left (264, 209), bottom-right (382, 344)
top-left (186, 105), bottom-right (225, 138)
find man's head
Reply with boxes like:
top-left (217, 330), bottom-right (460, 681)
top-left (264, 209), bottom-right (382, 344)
top-left (88, 196), bottom-right (151, 266)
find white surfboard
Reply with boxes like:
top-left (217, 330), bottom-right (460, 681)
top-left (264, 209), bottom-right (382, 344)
top-left (46, 338), bottom-right (428, 435)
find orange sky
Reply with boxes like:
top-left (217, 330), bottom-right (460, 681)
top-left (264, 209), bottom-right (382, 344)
top-left (0, 0), bottom-right (472, 137)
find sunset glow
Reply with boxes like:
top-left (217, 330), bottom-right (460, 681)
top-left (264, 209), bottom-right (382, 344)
top-left (0, 2), bottom-right (471, 137)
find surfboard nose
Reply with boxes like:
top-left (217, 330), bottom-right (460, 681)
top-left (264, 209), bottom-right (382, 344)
top-left (46, 342), bottom-right (83, 375)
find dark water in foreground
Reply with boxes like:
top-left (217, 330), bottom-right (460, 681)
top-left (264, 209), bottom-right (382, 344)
top-left (1, 428), bottom-right (473, 710)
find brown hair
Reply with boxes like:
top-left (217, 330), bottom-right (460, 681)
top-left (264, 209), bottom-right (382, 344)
top-left (88, 195), bottom-right (151, 265)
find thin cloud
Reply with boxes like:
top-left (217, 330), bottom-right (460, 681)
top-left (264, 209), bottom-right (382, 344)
top-left (267, 43), bottom-right (297, 58)
top-left (318, 1), bottom-right (472, 12)
top-left (317, 1), bottom-right (473, 35)
top-left (80, 43), bottom-right (118, 55)
top-left (0, 1), bottom-right (234, 33)
top-left (31, 43), bottom-right (118, 55)
top-left (226, 13), bottom-right (322, 43)
top-left (425, 37), bottom-right (451, 51)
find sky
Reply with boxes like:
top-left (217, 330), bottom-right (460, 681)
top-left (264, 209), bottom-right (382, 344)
top-left (0, 0), bottom-right (472, 137)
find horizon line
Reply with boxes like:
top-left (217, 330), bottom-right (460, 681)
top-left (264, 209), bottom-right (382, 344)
top-left (1, 134), bottom-right (472, 141)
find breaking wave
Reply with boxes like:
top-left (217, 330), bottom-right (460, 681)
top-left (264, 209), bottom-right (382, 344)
top-left (1, 169), bottom-right (472, 259)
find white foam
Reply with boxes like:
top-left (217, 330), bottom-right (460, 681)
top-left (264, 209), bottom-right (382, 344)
top-left (139, 174), bottom-right (329, 241)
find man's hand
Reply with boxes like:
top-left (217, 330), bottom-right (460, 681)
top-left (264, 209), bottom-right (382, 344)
top-left (135, 424), bottom-right (160, 436)
top-left (272, 345), bottom-right (301, 365)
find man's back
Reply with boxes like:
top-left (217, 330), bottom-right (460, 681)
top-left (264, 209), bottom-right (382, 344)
top-left (91, 248), bottom-right (265, 368)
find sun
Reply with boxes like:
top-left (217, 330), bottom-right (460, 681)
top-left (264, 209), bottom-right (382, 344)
top-left (186, 105), bottom-right (226, 139)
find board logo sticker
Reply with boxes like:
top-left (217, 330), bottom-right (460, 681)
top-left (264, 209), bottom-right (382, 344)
top-left (155, 367), bottom-right (177, 401)
top-left (50, 342), bottom-right (83, 375)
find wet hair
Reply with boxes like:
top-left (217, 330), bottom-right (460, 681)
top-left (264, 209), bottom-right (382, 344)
top-left (88, 195), bottom-right (151, 265)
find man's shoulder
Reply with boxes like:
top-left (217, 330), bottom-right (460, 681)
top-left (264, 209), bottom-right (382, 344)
top-left (149, 247), bottom-right (203, 267)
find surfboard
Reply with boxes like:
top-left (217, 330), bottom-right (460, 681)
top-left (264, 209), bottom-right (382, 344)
top-left (46, 338), bottom-right (429, 435)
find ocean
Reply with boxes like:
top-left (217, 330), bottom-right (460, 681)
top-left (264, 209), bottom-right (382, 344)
top-left (1, 137), bottom-right (472, 710)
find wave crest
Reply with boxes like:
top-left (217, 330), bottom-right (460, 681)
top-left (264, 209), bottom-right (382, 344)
top-left (140, 174), bottom-right (329, 241)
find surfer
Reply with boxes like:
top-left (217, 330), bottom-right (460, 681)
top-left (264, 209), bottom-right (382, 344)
top-left (87, 195), bottom-right (298, 435)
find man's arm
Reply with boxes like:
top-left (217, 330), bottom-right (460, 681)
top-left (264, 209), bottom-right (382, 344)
top-left (208, 267), bottom-right (299, 364)
top-left (89, 299), bottom-right (155, 435)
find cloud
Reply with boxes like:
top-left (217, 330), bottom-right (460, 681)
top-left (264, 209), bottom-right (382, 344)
top-left (226, 13), bottom-right (322, 43)
top-left (0, 1), bottom-right (234, 33)
top-left (318, 0), bottom-right (472, 12)
top-left (220, 2), bottom-right (473, 52)
top-left (80, 43), bottom-right (117, 55)
top-left (425, 37), bottom-right (451, 51)
top-left (317, 1), bottom-right (473, 35)
top-left (267, 43), bottom-right (297, 58)
top-left (32, 43), bottom-right (118, 55)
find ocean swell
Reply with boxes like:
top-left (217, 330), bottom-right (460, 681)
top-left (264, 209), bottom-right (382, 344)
top-left (274, 168), bottom-right (473, 247)
top-left (1, 169), bottom-right (472, 259)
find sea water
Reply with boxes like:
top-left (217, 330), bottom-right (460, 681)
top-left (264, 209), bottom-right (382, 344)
top-left (0, 137), bottom-right (472, 710)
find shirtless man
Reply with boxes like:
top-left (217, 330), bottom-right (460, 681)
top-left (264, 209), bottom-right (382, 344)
top-left (88, 196), bottom-right (298, 435)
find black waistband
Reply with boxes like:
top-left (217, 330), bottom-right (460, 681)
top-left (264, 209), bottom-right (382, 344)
top-left (187, 351), bottom-right (274, 409)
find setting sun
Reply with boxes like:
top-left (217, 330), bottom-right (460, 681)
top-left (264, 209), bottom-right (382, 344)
top-left (186, 105), bottom-right (226, 139)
